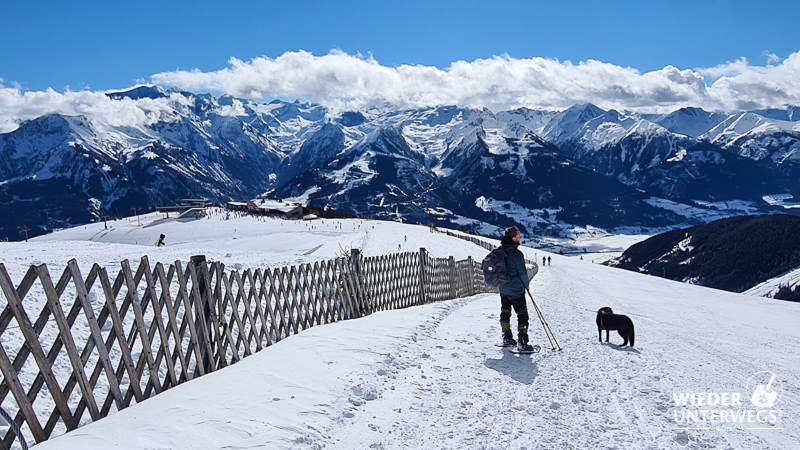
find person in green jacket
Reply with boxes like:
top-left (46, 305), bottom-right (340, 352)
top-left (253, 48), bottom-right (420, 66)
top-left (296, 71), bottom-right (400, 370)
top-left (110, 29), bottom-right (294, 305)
top-left (154, 234), bottom-right (165, 247)
top-left (498, 226), bottom-right (533, 350)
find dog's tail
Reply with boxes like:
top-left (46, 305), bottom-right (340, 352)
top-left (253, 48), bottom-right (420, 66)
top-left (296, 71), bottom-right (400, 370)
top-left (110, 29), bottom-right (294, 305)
top-left (630, 322), bottom-right (635, 347)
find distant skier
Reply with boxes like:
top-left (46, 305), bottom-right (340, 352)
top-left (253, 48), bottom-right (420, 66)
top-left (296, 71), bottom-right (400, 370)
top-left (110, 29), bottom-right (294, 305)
top-left (542, 256), bottom-right (546, 267)
top-left (498, 227), bottom-right (534, 351)
top-left (154, 234), bottom-right (165, 247)
top-left (548, 256), bottom-right (552, 266)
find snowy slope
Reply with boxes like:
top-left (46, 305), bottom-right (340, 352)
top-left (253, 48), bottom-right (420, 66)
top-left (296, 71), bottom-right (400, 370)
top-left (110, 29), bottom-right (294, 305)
top-left (745, 267), bottom-right (800, 298)
top-left (3, 215), bottom-right (798, 449)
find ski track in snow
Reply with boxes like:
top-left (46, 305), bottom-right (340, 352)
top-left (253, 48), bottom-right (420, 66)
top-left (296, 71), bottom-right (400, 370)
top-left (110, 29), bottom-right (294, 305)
top-left (308, 262), bottom-right (799, 450)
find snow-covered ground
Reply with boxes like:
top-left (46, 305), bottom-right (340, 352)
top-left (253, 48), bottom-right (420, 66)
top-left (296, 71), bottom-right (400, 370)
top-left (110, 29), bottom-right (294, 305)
top-left (2, 212), bottom-right (799, 449)
top-left (745, 266), bottom-right (800, 298)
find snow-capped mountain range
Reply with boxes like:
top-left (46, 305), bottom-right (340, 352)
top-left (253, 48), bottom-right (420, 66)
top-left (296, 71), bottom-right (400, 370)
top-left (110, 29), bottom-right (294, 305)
top-left (2, 85), bottom-right (800, 240)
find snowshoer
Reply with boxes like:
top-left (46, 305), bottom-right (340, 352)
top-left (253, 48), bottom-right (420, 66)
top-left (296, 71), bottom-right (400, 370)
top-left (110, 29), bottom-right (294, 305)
top-left (154, 234), bottom-right (165, 247)
top-left (499, 227), bottom-right (534, 351)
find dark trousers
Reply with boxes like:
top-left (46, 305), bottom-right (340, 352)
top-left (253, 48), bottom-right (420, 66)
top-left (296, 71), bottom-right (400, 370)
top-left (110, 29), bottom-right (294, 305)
top-left (500, 293), bottom-right (529, 330)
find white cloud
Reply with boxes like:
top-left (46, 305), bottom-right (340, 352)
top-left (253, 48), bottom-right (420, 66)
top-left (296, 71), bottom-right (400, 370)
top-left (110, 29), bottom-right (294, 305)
top-left (151, 49), bottom-right (800, 114)
top-left (763, 51), bottom-right (781, 65)
top-left (695, 57), bottom-right (755, 80)
top-left (0, 84), bottom-right (189, 133)
top-left (216, 98), bottom-right (248, 117)
top-left (2, 49), bottom-right (800, 134)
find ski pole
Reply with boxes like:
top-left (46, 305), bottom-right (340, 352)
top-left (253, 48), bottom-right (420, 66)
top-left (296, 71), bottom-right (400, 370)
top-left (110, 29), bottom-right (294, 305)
top-left (532, 294), bottom-right (560, 351)
top-left (531, 295), bottom-right (561, 351)
top-left (525, 287), bottom-right (562, 351)
top-left (534, 293), bottom-right (562, 351)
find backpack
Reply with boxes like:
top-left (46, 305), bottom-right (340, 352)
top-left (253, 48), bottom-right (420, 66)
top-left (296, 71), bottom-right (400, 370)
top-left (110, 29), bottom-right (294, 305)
top-left (482, 247), bottom-right (511, 287)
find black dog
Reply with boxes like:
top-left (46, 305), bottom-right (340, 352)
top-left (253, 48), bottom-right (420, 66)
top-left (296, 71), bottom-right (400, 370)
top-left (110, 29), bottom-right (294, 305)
top-left (596, 307), bottom-right (635, 347)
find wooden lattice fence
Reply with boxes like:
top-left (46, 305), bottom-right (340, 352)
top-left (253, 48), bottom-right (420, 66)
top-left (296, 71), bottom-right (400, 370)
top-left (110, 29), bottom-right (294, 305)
top-left (0, 246), bottom-right (532, 448)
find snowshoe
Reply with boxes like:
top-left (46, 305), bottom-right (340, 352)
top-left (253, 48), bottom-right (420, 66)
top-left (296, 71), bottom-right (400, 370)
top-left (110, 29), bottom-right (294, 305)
top-left (511, 344), bottom-right (541, 354)
top-left (495, 337), bottom-right (517, 348)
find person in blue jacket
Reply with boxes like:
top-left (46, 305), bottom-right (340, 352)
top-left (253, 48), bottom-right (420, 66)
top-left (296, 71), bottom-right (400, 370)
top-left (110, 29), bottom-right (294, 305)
top-left (499, 226), bottom-right (532, 350)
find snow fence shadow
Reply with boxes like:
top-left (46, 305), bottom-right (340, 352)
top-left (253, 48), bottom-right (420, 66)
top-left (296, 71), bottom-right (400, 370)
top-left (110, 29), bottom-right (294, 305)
top-left (484, 350), bottom-right (539, 385)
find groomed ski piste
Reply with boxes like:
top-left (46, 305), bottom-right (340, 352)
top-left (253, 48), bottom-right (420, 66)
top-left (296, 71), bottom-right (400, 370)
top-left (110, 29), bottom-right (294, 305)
top-left (2, 209), bottom-right (798, 450)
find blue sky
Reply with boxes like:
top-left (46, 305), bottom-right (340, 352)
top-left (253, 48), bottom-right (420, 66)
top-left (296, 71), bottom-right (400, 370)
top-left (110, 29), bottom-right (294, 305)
top-left (2, 0), bottom-right (798, 92)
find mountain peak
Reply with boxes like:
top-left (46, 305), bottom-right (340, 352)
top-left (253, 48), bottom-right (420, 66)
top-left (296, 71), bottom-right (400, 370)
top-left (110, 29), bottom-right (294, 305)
top-left (106, 85), bottom-right (168, 101)
top-left (566, 103), bottom-right (605, 121)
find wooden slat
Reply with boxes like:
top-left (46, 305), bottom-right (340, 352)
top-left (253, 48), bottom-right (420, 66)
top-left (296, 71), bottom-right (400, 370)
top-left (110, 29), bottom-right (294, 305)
top-left (69, 264), bottom-right (127, 422)
top-left (97, 266), bottom-right (144, 405)
top-left (225, 270), bottom-right (255, 356)
top-left (247, 269), bottom-right (271, 348)
top-left (277, 267), bottom-right (298, 335)
top-left (309, 262), bottom-right (325, 325)
top-left (304, 263), bottom-right (320, 327)
top-left (188, 261), bottom-right (224, 369)
top-left (339, 258), bottom-right (357, 319)
top-left (337, 258), bottom-right (359, 319)
top-left (215, 264), bottom-right (241, 364)
top-left (154, 263), bottom-right (190, 382)
top-left (235, 270), bottom-right (262, 352)
top-left (175, 261), bottom-right (214, 376)
top-left (120, 259), bottom-right (163, 396)
top-left (267, 268), bottom-right (288, 339)
top-left (111, 262), bottom-right (149, 411)
top-left (319, 261), bottom-right (336, 323)
top-left (36, 264), bottom-right (102, 422)
top-left (199, 262), bottom-right (227, 368)
top-left (70, 262), bottom-right (127, 411)
top-left (170, 261), bottom-right (206, 378)
top-left (132, 261), bottom-right (175, 399)
top-left (290, 265), bottom-right (308, 331)
top-left (0, 264), bottom-right (78, 433)
top-left (321, 261), bottom-right (338, 322)
top-left (0, 268), bottom-right (60, 443)
top-left (0, 336), bottom-right (46, 442)
top-left (256, 269), bottom-right (279, 345)
top-left (0, 266), bottom-right (40, 336)
top-left (265, 268), bottom-right (288, 341)
top-left (0, 289), bottom-right (55, 411)
top-left (40, 264), bottom-right (106, 438)
top-left (215, 267), bottom-right (241, 360)
top-left (295, 265), bottom-right (310, 329)
top-left (139, 257), bottom-right (179, 390)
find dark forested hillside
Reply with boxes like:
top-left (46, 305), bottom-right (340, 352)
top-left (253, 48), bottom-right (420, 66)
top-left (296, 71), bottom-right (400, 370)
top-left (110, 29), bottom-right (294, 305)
top-left (608, 214), bottom-right (800, 293)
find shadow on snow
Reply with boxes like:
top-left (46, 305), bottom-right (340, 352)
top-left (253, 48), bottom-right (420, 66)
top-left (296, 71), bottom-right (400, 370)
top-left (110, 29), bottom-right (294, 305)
top-left (483, 349), bottom-right (539, 385)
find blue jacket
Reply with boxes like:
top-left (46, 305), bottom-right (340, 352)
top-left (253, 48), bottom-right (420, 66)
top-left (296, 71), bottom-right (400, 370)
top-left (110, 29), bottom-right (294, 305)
top-left (498, 238), bottom-right (529, 295)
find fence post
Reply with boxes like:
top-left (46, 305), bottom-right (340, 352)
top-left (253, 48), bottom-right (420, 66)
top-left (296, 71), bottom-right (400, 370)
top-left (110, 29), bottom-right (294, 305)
top-left (467, 256), bottom-right (475, 296)
top-left (418, 248), bottom-right (428, 304)
top-left (350, 249), bottom-right (368, 315)
top-left (191, 255), bottom-right (213, 374)
top-left (448, 256), bottom-right (457, 299)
